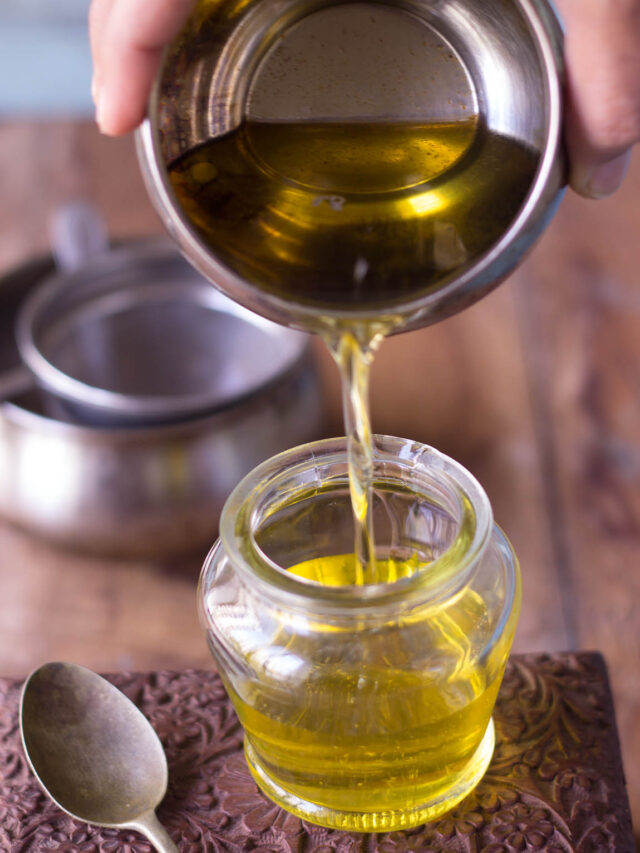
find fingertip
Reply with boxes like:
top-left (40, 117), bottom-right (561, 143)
top-left (94, 48), bottom-right (158, 136)
top-left (96, 98), bottom-right (147, 136)
top-left (571, 149), bottom-right (631, 200)
top-left (95, 89), bottom-right (145, 136)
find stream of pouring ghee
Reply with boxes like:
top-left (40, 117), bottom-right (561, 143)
top-left (324, 326), bottom-right (385, 584)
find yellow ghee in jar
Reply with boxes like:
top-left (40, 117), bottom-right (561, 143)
top-left (224, 553), bottom-right (515, 831)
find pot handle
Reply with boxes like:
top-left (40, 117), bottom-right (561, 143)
top-left (49, 201), bottom-right (110, 273)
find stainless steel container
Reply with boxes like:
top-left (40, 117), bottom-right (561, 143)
top-left (137, 0), bottom-right (564, 334)
top-left (0, 243), bottom-right (323, 558)
top-left (12, 239), bottom-right (315, 427)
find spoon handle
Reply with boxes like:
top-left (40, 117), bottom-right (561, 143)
top-left (129, 812), bottom-right (179, 853)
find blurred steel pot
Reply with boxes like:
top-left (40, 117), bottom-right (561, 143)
top-left (6, 231), bottom-right (314, 427)
top-left (0, 244), bottom-right (323, 559)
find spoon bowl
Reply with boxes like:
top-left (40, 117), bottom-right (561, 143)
top-left (20, 662), bottom-right (178, 852)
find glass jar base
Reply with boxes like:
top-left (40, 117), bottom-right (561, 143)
top-left (244, 718), bottom-right (496, 833)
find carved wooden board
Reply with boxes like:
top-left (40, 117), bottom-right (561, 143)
top-left (0, 654), bottom-right (634, 851)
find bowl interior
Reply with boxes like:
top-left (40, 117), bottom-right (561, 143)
top-left (138, 0), bottom-right (561, 333)
top-left (156, 0), bottom-right (556, 161)
top-left (18, 242), bottom-right (308, 423)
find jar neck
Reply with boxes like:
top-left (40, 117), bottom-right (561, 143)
top-left (220, 435), bottom-right (493, 614)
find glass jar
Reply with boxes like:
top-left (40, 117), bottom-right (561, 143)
top-left (198, 436), bottom-right (521, 831)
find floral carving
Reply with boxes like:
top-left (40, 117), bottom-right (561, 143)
top-left (0, 654), bottom-right (634, 852)
top-left (217, 753), bottom-right (302, 836)
top-left (490, 803), bottom-right (557, 849)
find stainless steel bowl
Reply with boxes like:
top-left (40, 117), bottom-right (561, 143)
top-left (137, 0), bottom-right (565, 334)
top-left (0, 243), bottom-right (324, 558)
top-left (14, 239), bottom-right (315, 427)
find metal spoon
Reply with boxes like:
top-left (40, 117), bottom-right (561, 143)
top-left (20, 661), bottom-right (179, 853)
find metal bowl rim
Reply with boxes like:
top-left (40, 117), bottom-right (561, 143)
top-left (12, 238), bottom-right (311, 424)
top-left (137, 0), bottom-right (564, 332)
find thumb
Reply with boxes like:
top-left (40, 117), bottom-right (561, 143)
top-left (557, 0), bottom-right (640, 198)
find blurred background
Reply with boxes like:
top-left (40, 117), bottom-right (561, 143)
top-left (0, 0), bottom-right (638, 838)
top-left (0, 1), bottom-right (92, 116)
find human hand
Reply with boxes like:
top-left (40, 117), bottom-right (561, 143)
top-left (555, 0), bottom-right (640, 198)
top-left (89, 0), bottom-right (640, 199)
top-left (89, 0), bottom-right (196, 136)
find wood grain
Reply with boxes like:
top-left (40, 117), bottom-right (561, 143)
top-left (0, 120), bottom-right (637, 833)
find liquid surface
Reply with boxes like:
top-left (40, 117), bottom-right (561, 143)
top-left (226, 553), bottom-right (509, 830)
top-left (169, 119), bottom-right (539, 312)
top-left (288, 551), bottom-right (423, 585)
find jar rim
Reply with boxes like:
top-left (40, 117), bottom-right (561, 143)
top-left (217, 435), bottom-right (493, 611)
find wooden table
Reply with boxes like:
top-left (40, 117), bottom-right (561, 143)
top-left (0, 121), bottom-right (638, 837)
